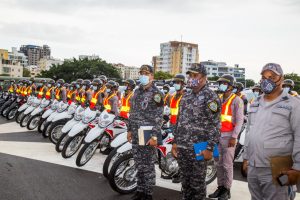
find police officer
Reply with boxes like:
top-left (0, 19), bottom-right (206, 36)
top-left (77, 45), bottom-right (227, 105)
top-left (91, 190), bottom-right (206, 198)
top-left (209, 75), bottom-right (244, 200)
top-left (283, 79), bottom-right (299, 97)
top-left (89, 78), bottom-right (103, 110)
top-left (103, 80), bottom-right (119, 116)
top-left (172, 63), bottom-right (221, 200)
top-left (55, 79), bottom-right (67, 102)
top-left (234, 82), bottom-right (248, 114)
top-left (67, 81), bottom-right (78, 104)
top-left (119, 79), bottom-right (136, 119)
top-left (163, 84), bottom-right (171, 106)
top-left (80, 79), bottom-right (93, 107)
top-left (127, 65), bottom-right (164, 200)
top-left (243, 63), bottom-right (300, 200)
top-left (37, 79), bottom-right (48, 99)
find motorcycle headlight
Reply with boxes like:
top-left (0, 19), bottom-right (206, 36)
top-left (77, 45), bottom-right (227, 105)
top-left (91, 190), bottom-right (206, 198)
top-left (98, 120), bottom-right (111, 128)
top-left (75, 113), bottom-right (82, 121)
top-left (82, 115), bottom-right (93, 124)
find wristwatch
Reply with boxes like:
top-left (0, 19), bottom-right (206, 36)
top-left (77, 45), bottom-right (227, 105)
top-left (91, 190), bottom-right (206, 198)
top-left (151, 136), bottom-right (158, 141)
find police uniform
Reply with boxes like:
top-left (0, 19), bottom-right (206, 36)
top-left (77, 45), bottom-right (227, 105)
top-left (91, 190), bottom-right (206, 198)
top-left (174, 65), bottom-right (221, 200)
top-left (128, 80), bottom-right (164, 196)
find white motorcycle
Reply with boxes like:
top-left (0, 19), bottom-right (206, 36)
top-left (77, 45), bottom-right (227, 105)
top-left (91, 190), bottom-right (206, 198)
top-left (15, 96), bottom-right (34, 123)
top-left (61, 107), bottom-right (98, 158)
top-left (20, 97), bottom-right (41, 127)
top-left (26, 98), bottom-right (51, 130)
top-left (75, 110), bottom-right (127, 167)
top-left (37, 99), bottom-right (59, 133)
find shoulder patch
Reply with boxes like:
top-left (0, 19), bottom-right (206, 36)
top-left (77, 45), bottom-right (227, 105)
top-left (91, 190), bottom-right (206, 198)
top-left (154, 93), bottom-right (162, 103)
top-left (208, 101), bottom-right (218, 112)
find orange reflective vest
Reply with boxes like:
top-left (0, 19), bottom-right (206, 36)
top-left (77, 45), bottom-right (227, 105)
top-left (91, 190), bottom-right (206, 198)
top-left (37, 86), bottom-right (45, 99)
top-left (169, 94), bottom-right (183, 125)
top-left (119, 92), bottom-right (134, 119)
top-left (16, 86), bottom-right (21, 94)
top-left (81, 89), bottom-right (92, 104)
top-left (220, 94), bottom-right (237, 132)
top-left (103, 92), bottom-right (116, 112)
top-left (45, 87), bottom-right (54, 100)
top-left (8, 85), bottom-right (14, 93)
top-left (76, 88), bottom-right (83, 102)
top-left (90, 90), bottom-right (102, 109)
top-left (55, 88), bottom-right (61, 100)
top-left (164, 93), bottom-right (170, 106)
top-left (67, 90), bottom-right (77, 104)
top-left (23, 86), bottom-right (32, 96)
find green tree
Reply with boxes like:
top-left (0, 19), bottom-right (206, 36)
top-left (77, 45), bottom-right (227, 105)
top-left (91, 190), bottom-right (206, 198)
top-left (23, 68), bottom-right (31, 77)
top-left (154, 71), bottom-right (173, 80)
top-left (284, 73), bottom-right (300, 93)
top-left (208, 76), bottom-right (219, 82)
top-left (0, 74), bottom-right (10, 76)
top-left (38, 58), bottom-right (121, 82)
top-left (245, 79), bottom-right (255, 88)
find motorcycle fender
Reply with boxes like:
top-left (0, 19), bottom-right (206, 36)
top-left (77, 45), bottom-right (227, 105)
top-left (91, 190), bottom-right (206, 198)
top-left (68, 122), bottom-right (88, 137)
top-left (42, 109), bottom-right (54, 119)
top-left (61, 118), bottom-right (79, 133)
top-left (111, 131), bottom-right (128, 148)
top-left (46, 111), bottom-right (59, 122)
top-left (117, 142), bottom-right (132, 153)
top-left (52, 112), bottom-right (72, 122)
top-left (24, 106), bottom-right (35, 115)
top-left (18, 103), bottom-right (30, 112)
top-left (84, 126), bottom-right (105, 143)
top-left (31, 107), bottom-right (43, 116)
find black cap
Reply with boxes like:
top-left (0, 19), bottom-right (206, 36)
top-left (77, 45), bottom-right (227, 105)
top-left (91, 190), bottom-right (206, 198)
top-left (139, 65), bottom-right (154, 74)
top-left (186, 63), bottom-right (207, 75)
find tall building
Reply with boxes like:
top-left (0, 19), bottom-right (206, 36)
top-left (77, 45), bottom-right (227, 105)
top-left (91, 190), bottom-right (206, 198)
top-left (113, 63), bottom-right (140, 80)
top-left (0, 48), bottom-right (24, 77)
top-left (8, 47), bottom-right (28, 67)
top-left (152, 41), bottom-right (199, 75)
top-left (38, 57), bottom-right (63, 72)
top-left (20, 44), bottom-right (51, 66)
top-left (201, 60), bottom-right (246, 81)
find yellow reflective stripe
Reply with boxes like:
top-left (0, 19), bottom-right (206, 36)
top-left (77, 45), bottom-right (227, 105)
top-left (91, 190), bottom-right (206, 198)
top-left (224, 94), bottom-right (236, 115)
top-left (221, 114), bottom-right (232, 122)
top-left (170, 108), bottom-right (179, 115)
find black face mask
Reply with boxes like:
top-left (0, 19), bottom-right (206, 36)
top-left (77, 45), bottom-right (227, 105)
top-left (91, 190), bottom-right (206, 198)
top-left (260, 77), bottom-right (281, 94)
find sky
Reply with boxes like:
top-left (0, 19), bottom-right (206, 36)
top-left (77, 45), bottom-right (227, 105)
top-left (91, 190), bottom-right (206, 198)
top-left (0, 0), bottom-right (299, 81)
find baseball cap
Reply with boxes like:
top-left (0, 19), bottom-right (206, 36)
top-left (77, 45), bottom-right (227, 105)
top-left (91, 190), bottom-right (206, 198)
top-left (186, 63), bottom-right (207, 75)
top-left (261, 63), bottom-right (283, 76)
top-left (139, 65), bottom-right (154, 74)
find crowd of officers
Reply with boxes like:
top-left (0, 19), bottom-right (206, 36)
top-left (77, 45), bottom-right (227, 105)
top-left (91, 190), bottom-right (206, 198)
top-left (2, 62), bottom-right (300, 200)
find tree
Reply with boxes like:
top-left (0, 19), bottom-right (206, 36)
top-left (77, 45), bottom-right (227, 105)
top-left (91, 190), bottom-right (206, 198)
top-left (154, 71), bottom-right (173, 80)
top-left (0, 74), bottom-right (10, 76)
top-left (38, 58), bottom-right (121, 82)
top-left (245, 79), bottom-right (255, 88)
top-left (208, 76), bottom-right (219, 81)
top-left (284, 73), bottom-right (300, 93)
top-left (23, 68), bottom-right (31, 77)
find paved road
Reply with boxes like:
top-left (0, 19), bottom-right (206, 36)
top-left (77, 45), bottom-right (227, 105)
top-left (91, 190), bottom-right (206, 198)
top-left (0, 117), bottom-right (296, 200)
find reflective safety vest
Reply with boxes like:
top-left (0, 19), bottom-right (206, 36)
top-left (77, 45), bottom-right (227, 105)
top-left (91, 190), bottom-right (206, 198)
top-left (55, 88), bottom-right (61, 100)
top-left (119, 92), bottom-right (134, 119)
top-left (8, 85), bottom-right (14, 93)
top-left (76, 88), bottom-right (83, 102)
top-left (90, 90), bottom-right (102, 109)
top-left (45, 87), bottom-right (54, 100)
top-left (103, 92), bottom-right (116, 112)
top-left (67, 90), bottom-right (77, 104)
top-left (20, 86), bottom-right (26, 96)
top-left (164, 93), bottom-right (170, 105)
top-left (37, 86), bottom-right (45, 99)
top-left (220, 94), bottom-right (237, 132)
top-left (81, 89), bottom-right (92, 104)
top-left (23, 86), bottom-right (32, 96)
top-left (169, 94), bottom-right (183, 125)
top-left (291, 91), bottom-right (298, 97)
top-left (16, 86), bottom-right (21, 94)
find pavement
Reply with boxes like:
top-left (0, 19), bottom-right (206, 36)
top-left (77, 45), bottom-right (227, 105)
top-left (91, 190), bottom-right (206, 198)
top-left (0, 117), bottom-right (298, 200)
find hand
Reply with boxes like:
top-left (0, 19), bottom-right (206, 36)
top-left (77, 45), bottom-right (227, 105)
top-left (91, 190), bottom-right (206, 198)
top-left (281, 169), bottom-right (300, 185)
top-left (147, 138), bottom-right (158, 147)
top-left (200, 150), bottom-right (213, 161)
top-left (228, 138), bottom-right (237, 148)
top-left (171, 144), bottom-right (177, 158)
top-left (242, 160), bottom-right (248, 174)
top-left (127, 131), bottom-right (132, 143)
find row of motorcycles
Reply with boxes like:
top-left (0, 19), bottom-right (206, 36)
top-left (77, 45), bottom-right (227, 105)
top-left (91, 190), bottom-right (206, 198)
top-left (0, 89), bottom-right (235, 194)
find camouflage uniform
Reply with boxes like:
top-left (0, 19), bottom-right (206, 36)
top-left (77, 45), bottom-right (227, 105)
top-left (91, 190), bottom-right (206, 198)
top-left (174, 84), bottom-right (221, 200)
top-left (128, 82), bottom-right (164, 195)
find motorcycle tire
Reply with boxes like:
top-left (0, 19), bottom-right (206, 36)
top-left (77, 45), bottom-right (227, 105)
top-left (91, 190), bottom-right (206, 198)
top-left (42, 121), bottom-right (52, 138)
top-left (37, 118), bottom-right (47, 133)
top-left (103, 147), bottom-right (119, 178)
top-left (49, 120), bottom-right (67, 144)
top-left (27, 114), bottom-right (42, 130)
top-left (99, 133), bottom-right (112, 155)
top-left (15, 111), bottom-right (25, 124)
top-left (1, 105), bottom-right (10, 117)
top-left (61, 135), bottom-right (84, 158)
top-left (108, 153), bottom-right (137, 194)
top-left (20, 114), bottom-right (31, 127)
top-left (205, 160), bottom-right (217, 185)
top-left (6, 106), bottom-right (18, 120)
top-left (76, 139), bottom-right (99, 167)
top-left (55, 132), bottom-right (69, 153)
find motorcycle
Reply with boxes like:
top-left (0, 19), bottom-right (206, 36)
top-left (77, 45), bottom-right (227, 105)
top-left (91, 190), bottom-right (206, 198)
top-left (61, 107), bottom-right (98, 158)
top-left (15, 96), bottom-right (34, 123)
top-left (38, 99), bottom-right (59, 135)
top-left (75, 110), bottom-right (127, 167)
top-left (0, 94), bottom-right (17, 117)
top-left (26, 98), bottom-right (51, 130)
top-left (20, 97), bottom-right (41, 127)
top-left (6, 95), bottom-right (26, 120)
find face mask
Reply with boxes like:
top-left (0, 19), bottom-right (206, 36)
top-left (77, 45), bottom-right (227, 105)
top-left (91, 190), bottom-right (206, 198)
top-left (82, 85), bottom-right (86, 90)
top-left (232, 88), bottom-right (237, 93)
top-left (188, 78), bottom-right (200, 88)
top-left (57, 83), bottom-right (61, 87)
top-left (76, 84), bottom-right (80, 89)
top-left (260, 79), bottom-right (277, 94)
top-left (174, 84), bottom-right (181, 91)
top-left (283, 87), bottom-right (290, 94)
top-left (218, 84), bottom-right (228, 92)
top-left (70, 87), bottom-right (74, 90)
top-left (47, 84), bottom-right (51, 88)
top-left (106, 88), bottom-right (111, 93)
top-left (253, 91), bottom-right (259, 98)
top-left (124, 86), bottom-right (128, 91)
top-left (163, 89), bottom-right (168, 93)
top-left (139, 75), bottom-right (150, 86)
top-left (92, 86), bottom-right (97, 91)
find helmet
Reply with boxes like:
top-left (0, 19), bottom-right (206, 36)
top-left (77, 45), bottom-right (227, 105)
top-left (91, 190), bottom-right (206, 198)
top-left (235, 82), bottom-right (244, 90)
top-left (40, 79), bottom-right (47, 84)
top-left (92, 78), bottom-right (102, 86)
top-left (82, 79), bottom-right (91, 86)
top-left (106, 80), bottom-right (118, 89)
top-left (173, 74), bottom-right (186, 84)
top-left (252, 84), bottom-right (261, 91)
top-left (99, 75), bottom-right (108, 83)
top-left (217, 74), bottom-right (235, 86)
top-left (30, 77), bottom-right (35, 82)
top-left (76, 79), bottom-right (83, 85)
top-left (10, 79), bottom-right (16, 83)
top-left (70, 81), bottom-right (77, 87)
top-left (124, 79), bottom-right (136, 89)
top-left (63, 83), bottom-right (70, 88)
top-left (56, 79), bottom-right (65, 84)
top-left (283, 79), bottom-right (295, 89)
top-left (48, 79), bottom-right (55, 85)
top-left (163, 84), bottom-right (170, 92)
top-left (23, 79), bottom-right (30, 84)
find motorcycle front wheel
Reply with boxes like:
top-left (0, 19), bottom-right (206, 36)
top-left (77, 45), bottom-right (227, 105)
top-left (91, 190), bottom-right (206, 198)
top-left (15, 111), bottom-right (24, 123)
top-left (1, 105), bottom-right (10, 117)
top-left (42, 121), bottom-right (52, 138)
top-left (37, 118), bottom-right (47, 133)
top-left (6, 107), bottom-right (18, 120)
top-left (103, 147), bottom-right (120, 178)
top-left (49, 120), bottom-right (67, 144)
top-left (55, 132), bottom-right (69, 153)
top-left (61, 135), bottom-right (84, 158)
top-left (20, 114), bottom-right (30, 127)
top-left (76, 140), bottom-right (99, 167)
top-left (27, 115), bottom-right (41, 130)
top-left (206, 160), bottom-right (217, 185)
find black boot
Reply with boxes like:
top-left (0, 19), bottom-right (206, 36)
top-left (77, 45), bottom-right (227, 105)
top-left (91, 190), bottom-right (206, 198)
top-left (131, 191), bottom-right (144, 200)
top-left (218, 188), bottom-right (230, 200)
top-left (142, 194), bottom-right (153, 200)
top-left (208, 186), bottom-right (225, 198)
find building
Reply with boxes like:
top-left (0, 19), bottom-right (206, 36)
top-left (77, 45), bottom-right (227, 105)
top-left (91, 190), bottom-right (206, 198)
top-left (79, 54), bottom-right (99, 60)
top-left (8, 47), bottom-right (28, 67)
top-left (113, 63), bottom-right (126, 79)
top-left (113, 63), bottom-right (140, 80)
top-left (0, 60), bottom-right (23, 78)
top-left (200, 60), bottom-right (246, 81)
top-left (152, 41), bottom-right (199, 75)
top-left (0, 49), bottom-right (9, 60)
top-left (20, 45), bottom-right (51, 66)
top-left (38, 57), bottom-right (63, 72)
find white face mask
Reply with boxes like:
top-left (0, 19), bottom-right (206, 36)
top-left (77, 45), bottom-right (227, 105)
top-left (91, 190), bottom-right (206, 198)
top-left (174, 84), bottom-right (181, 91)
top-left (82, 85), bottom-right (86, 90)
top-left (47, 84), bottom-right (51, 88)
top-left (139, 75), bottom-right (150, 86)
top-left (106, 88), bottom-right (111, 93)
top-left (253, 91), bottom-right (259, 98)
top-left (163, 89), bottom-right (168, 93)
top-left (92, 86), bottom-right (97, 91)
top-left (283, 87), bottom-right (290, 94)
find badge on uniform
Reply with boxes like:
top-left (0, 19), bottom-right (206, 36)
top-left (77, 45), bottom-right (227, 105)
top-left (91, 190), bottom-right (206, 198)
top-left (208, 101), bottom-right (218, 112)
top-left (154, 93), bottom-right (162, 103)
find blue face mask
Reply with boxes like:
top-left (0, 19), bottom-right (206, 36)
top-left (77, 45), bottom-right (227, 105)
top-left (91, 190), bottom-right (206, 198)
top-left (76, 84), bottom-right (80, 89)
top-left (253, 91), bottom-right (259, 98)
top-left (92, 86), bottom-right (97, 91)
top-left (82, 85), bottom-right (86, 90)
top-left (106, 88), bottom-right (111, 93)
top-left (260, 79), bottom-right (277, 94)
top-left (218, 84), bottom-right (228, 92)
top-left (47, 84), bottom-right (51, 88)
top-left (188, 78), bottom-right (199, 88)
top-left (174, 84), bottom-right (181, 91)
top-left (139, 75), bottom-right (150, 86)
top-left (70, 86), bottom-right (74, 90)
top-left (283, 87), bottom-right (290, 94)
top-left (57, 83), bottom-right (61, 87)
top-left (232, 88), bottom-right (237, 93)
